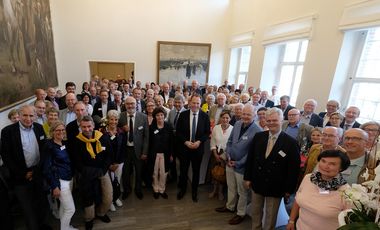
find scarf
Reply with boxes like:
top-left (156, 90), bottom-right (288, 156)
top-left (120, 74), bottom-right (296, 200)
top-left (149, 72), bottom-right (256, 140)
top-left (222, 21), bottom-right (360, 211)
top-left (310, 171), bottom-right (347, 191)
top-left (76, 130), bottom-right (103, 159)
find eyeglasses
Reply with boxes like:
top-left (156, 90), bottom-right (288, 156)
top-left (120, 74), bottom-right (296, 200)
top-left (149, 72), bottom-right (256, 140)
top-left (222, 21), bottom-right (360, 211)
top-left (54, 129), bottom-right (66, 132)
top-left (364, 128), bottom-right (379, 133)
top-left (343, 136), bottom-right (363, 142)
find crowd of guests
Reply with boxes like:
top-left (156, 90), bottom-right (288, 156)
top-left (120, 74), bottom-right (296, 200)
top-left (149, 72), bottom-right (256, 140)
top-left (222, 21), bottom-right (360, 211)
top-left (0, 77), bottom-right (379, 230)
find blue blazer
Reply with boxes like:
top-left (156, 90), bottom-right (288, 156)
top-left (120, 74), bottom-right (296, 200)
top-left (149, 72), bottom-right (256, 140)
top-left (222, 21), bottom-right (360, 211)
top-left (226, 121), bottom-right (262, 174)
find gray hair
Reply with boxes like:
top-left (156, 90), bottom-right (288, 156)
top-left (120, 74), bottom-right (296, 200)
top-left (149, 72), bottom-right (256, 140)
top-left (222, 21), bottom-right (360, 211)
top-left (113, 90), bottom-right (122, 96)
top-left (304, 99), bottom-right (317, 107)
top-left (174, 94), bottom-right (185, 102)
top-left (265, 107), bottom-right (284, 121)
top-left (107, 109), bottom-right (120, 119)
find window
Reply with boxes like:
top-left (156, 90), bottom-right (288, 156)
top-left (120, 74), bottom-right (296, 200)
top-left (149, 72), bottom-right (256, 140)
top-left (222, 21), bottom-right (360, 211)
top-left (276, 40), bottom-right (309, 105)
top-left (227, 46), bottom-right (252, 87)
top-left (346, 27), bottom-right (380, 123)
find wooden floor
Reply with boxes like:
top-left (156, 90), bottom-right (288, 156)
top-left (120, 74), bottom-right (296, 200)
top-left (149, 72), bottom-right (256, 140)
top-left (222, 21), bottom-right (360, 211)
top-left (47, 183), bottom-right (253, 230)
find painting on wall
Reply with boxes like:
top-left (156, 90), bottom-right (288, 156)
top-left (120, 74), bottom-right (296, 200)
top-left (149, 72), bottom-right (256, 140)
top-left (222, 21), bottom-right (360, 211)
top-left (157, 41), bottom-right (211, 86)
top-left (0, 0), bottom-right (58, 111)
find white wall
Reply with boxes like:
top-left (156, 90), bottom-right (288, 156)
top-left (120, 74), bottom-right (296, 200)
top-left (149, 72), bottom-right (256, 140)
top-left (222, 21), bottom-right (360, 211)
top-left (0, 0), bottom-right (230, 130)
top-left (50, 0), bottom-right (230, 88)
top-left (229, 0), bottom-right (358, 111)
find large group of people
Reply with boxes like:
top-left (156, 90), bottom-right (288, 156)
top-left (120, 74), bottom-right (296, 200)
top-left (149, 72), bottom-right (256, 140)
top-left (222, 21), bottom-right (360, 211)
top-left (0, 77), bottom-right (379, 230)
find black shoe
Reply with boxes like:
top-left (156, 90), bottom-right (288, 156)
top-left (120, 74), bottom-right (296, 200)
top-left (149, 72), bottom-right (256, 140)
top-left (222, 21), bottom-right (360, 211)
top-left (85, 220), bottom-right (94, 230)
top-left (192, 193), bottom-right (198, 203)
top-left (96, 214), bottom-right (111, 223)
top-left (160, 192), bottom-right (168, 199)
top-left (153, 192), bottom-right (160, 199)
top-left (215, 206), bottom-right (234, 213)
top-left (122, 191), bottom-right (130, 200)
top-left (135, 191), bottom-right (143, 200)
top-left (177, 190), bottom-right (185, 200)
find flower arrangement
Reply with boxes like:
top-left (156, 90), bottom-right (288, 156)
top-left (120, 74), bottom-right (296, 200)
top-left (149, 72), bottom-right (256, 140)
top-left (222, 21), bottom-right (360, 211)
top-left (338, 165), bottom-right (380, 229)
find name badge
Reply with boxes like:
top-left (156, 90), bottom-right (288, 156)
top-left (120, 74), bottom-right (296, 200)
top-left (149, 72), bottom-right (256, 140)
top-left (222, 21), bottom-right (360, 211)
top-left (40, 136), bottom-right (45, 140)
top-left (319, 188), bottom-right (330, 194)
top-left (138, 126), bottom-right (143, 130)
top-left (60, 145), bottom-right (66, 150)
top-left (154, 130), bottom-right (159, 134)
top-left (278, 150), bottom-right (286, 157)
top-left (98, 108), bottom-right (102, 110)
top-left (101, 147), bottom-right (106, 151)
top-left (242, 135), bottom-right (248, 140)
top-left (110, 135), bottom-right (116, 140)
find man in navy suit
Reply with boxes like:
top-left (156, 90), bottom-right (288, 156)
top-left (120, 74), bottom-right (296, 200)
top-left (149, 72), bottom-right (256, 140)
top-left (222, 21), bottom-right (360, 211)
top-left (244, 107), bottom-right (300, 230)
top-left (340, 106), bottom-right (361, 130)
top-left (300, 99), bottom-right (323, 127)
top-left (176, 94), bottom-right (210, 202)
top-left (159, 83), bottom-right (175, 104)
top-left (259, 91), bottom-right (275, 108)
top-left (1, 105), bottom-right (50, 230)
top-left (274, 95), bottom-right (295, 120)
top-left (92, 89), bottom-right (117, 127)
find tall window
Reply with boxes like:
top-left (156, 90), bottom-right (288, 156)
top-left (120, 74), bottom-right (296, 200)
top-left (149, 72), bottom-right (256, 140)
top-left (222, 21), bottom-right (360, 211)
top-left (346, 27), bottom-right (380, 123)
top-left (276, 40), bottom-right (309, 105)
top-left (227, 46), bottom-right (252, 87)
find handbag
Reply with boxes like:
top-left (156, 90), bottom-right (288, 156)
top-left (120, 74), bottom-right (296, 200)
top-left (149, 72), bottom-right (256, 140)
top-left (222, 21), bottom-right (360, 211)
top-left (211, 163), bottom-right (226, 183)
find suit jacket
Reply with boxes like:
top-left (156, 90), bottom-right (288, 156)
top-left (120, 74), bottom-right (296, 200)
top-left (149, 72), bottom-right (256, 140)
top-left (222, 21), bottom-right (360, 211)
top-left (135, 99), bottom-right (146, 113)
top-left (208, 104), bottom-right (231, 122)
top-left (167, 107), bottom-right (187, 130)
top-left (340, 119), bottom-right (361, 129)
top-left (0, 122), bottom-right (46, 186)
top-left (300, 112), bottom-right (323, 127)
top-left (244, 131), bottom-right (300, 197)
top-left (92, 101), bottom-right (117, 119)
top-left (59, 108), bottom-right (76, 125)
top-left (159, 91), bottom-right (175, 104)
top-left (274, 105), bottom-right (295, 120)
top-left (261, 99), bottom-right (274, 108)
top-left (118, 111), bottom-right (149, 157)
top-left (176, 109), bottom-right (210, 154)
top-left (282, 121), bottom-right (313, 147)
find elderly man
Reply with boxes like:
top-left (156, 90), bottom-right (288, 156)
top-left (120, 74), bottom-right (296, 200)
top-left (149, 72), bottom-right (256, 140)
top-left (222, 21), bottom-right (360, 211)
top-left (318, 100), bottom-right (341, 127)
top-left (132, 88), bottom-right (146, 113)
top-left (209, 93), bottom-right (231, 125)
top-left (282, 108), bottom-right (313, 148)
top-left (1, 105), bottom-right (50, 230)
top-left (92, 89), bottom-right (117, 127)
top-left (244, 107), bottom-right (300, 230)
top-left (274, 95), bottom-right (295, 120)
top-left (66, 101), bottom-right (88, 143)
top-left (59, 92), bottom-right (77, 125)
top-left (215, 104), bottom-right (261, 225)
top-left (230, 103), bottom-right (244, 126)
top-left (342, 128), bottom-right (369, 185)
top-left (45, 87), bottom-right (59, 109)
top-left (189, 80), bottom-right (202, 95)
top-left (159, 83), bottom-right (175, 104)
top-left (119, 96), bottom-right (149, 200)
top-left (69, 116), bottom-right (113, 229)
top-left (34, 100), bottom-right (47, 125)
top-left (259, 91), bottom-right (274, 108)
top-left (341, 106), bottom-right (361, 130)
top-left (300, 99), bottom-right (323, 127)
top-left (154, 95), bottom-right (171, 116)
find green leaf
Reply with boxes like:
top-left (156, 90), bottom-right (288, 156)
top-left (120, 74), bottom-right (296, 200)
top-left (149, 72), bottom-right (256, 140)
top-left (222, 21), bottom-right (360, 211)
top-left (338, 222), bottom-right (380, 230)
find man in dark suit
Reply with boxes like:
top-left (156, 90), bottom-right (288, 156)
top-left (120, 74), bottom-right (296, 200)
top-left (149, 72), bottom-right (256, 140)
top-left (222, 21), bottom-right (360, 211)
top-left (300, 99), bottom-right (323, 127)
top-left (159, 83), bottom-right (175, 104)
top-left (259, 91), bottom-right (275, 108)
top-left (132, 88), bottom-right (146, 113)
top-left (189, 80), bottom-right (202, 95)
top-left (244, 107), bottom-right (300, 230)
top-left (274, 95), bottom-right (295, 120)
top-left (66, 102), bottom-right (88, 149)
top-left (318, 100), bottom-right (341, 127)
top-left (58, 82), bottom-right (77, 110)
top-left (1, 105), bottom-right (50, 230)
top-left (89, 86), bottom-right (100, 107)
top-left (92, 89), bottom-right (117, 127)
top-left (176, 94), bottom-right (210, 202)
top-left (340, 106), bottom-right (361, 130)
top-left (119, 96), bottom-right (149, 200)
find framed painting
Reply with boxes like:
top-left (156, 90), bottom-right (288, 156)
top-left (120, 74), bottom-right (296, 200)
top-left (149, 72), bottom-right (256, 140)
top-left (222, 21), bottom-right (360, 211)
top-left (0, 0), bottom-right (58, 111)
top-left (157, 41), bottom-right (211, 85)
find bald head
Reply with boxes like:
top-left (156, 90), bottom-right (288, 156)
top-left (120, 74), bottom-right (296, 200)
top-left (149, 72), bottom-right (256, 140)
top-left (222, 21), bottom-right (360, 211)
top-left (343, 128), bottom-right (368, 159)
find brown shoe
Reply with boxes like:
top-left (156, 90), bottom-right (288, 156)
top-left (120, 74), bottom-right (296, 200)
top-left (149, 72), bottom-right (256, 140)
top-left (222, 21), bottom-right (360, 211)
top-left (228, 215), bottom-right (245, 225)
top-left (215, 206), bottom-right (234, 213)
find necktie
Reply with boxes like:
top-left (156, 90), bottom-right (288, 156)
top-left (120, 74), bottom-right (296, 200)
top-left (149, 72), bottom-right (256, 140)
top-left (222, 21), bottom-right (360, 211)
top-left (174, 111), bottom-right (179, 127)
top-left (265, 136), bottom-right (276, 158)
top-left (136, 101), bottom-right (141, 112)
top-left (191, 113), bottom-right (196, 142)
top-left (129, 115), bottom-right (134, 142)
top-left (344, 124), bottom-right (350, 131)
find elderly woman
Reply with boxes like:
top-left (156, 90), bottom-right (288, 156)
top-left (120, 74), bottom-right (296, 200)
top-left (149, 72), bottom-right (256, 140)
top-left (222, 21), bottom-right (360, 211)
top-left (303, 126), bottom-right (345, 177)
top-left (229, 103), bottom-right (243, 126)
top-left (201, 94), bottom-right (215, 113)
top-left (99, 110), bottom-right (126, 211)
top-left (43, 107), bottom-right (60, 138)
top-left (42, 121), bottom-right (76, 230)
top-left (287, 150), bottom-right (350, 230)
top-left (113, 90), bottom-right (124, 113)
top-left (148, 107), bottom-right (174, 199)
top-left (209, 110), bottom-right (233, 200)
top-left (327, 112), bottom-right (342, 128)
top-left (360, 121), bottom-right (380, 180)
